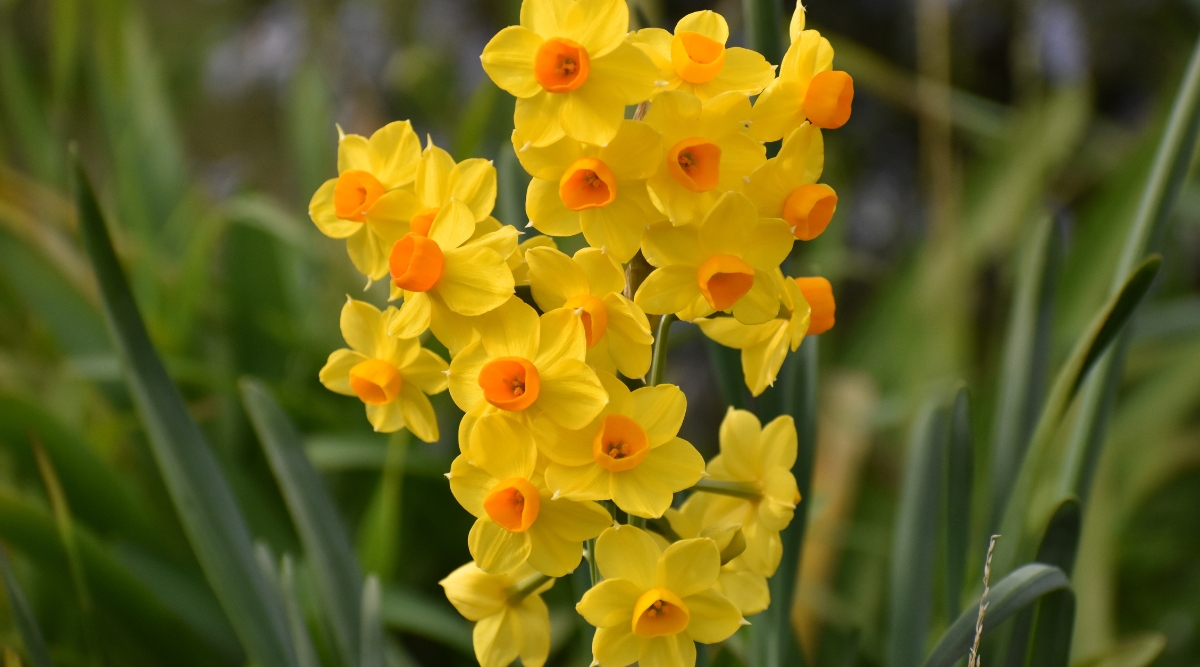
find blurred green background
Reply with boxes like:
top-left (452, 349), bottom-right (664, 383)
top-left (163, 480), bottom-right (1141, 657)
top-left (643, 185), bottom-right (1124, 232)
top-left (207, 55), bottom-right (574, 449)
top-left (1, 0), bottom-right (1199, 665)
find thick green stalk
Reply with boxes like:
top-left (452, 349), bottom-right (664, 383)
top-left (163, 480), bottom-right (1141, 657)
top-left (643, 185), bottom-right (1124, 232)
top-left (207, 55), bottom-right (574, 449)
top-left (648, 314), bottom-right (676, 387)
top-left (508, 573), bottom-right (553, 604)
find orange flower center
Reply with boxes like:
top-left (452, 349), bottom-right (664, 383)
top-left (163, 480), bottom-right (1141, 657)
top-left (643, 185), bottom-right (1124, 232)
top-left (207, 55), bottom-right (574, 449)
top-left (592, 414), bottom-right (650, 472)
top-left (478, 356), bottom-right (541, 411)
top-left (483, 477), bottom-right (541, 532)
top-left (794, 276), bottom-right (836, 335)
top-left (697, 254), bottom-right (755, 311)
top-left (782, 184), bottom-right (838, 241)
top-left (348, 359), bottom-right (402, 406)
top-left (334, 170), bottom-right (386, 221)
top-left (563, 294), bottom-right (608, 347)
top-left (667, 137), bottom-right (721, 192)
top-left (632, 588), bottom-right (690, 637)
top-left (803, 71), bottom-right (854, 129)
top-left (389, 233), bottom-right (444, 292)
top-left (410, 206), bottom-right (441, 236)
top-left (534, 37), bottom-right (590, 93)
top-left (671, 31), bottom-right (726, 84)
top-left (559, 158), bottom-right (618, 211)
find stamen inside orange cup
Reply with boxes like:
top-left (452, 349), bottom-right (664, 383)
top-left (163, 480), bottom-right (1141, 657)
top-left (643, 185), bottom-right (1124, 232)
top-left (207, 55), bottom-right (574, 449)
top-left (478, 357), bottom-right (541, 411)
top-left (592, 414), bottom-right (650, 472)
top-left (667, 137), bottom-right (722, 192)
top-left (563, 294), bottom-right (609, 347)
top-left (559, 158), bottom-right (617, 211)
top-left (483, 477), bottom-right (541, 532)
top-left (782, 184), bottom-right (838, 241)
top-left (409, 206), bottom-right (440, 236)
top-left (697, 254), bottom-right (755, 310)
top-left (803, 71), bottom-right (854, 129)
top-left (632, 588), bottom-right (690, 637)
top-left (794, 276), bottom-right (836, 334)
top-left (534, 37), bottom-right (590, 93)
top-left (348, 359), bottom-right (402, 405)
top-left (334, 170), bottom-right (386, 221)
top-left (671, 31), bottom-right (726, 84)
top-left (389, 233), bottom-right (444, 292)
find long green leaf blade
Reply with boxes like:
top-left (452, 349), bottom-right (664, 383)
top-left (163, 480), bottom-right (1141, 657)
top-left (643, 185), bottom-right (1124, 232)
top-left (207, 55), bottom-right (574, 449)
top-left (1025, 589), bottom-right (1075, 667)
top-left (240, 377), bottom-right (362, 667)
top-left (946, 386), bottom-right (974, 618)
top-left (361, 576), bottom-right (385, 667)
top-left (0, 546), bottom-right (55, 667)
top-left (73, 159), bottom-right (295, 667)
top-left (380, 586), bottom-right (473, 655)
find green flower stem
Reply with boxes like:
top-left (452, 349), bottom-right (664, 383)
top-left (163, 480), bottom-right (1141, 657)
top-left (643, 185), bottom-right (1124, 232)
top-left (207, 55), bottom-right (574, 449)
top-left (648, 314), bottom-right (676, 387)
top-left (690, 478), bottom-right (762, 501)
top-left (507, 573), bottom-right (553, 604)
top-left (628, 515), bottom-right (646, 529)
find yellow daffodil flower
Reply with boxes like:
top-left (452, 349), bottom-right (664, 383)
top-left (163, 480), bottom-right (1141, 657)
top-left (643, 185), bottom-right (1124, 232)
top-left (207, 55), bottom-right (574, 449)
top-left (449, 413), bottom-right (612, 576)
top-left (630, 10), bottom-right (774, 101)
top-left (690, 409), bottom-right (800, 577)
top-left (695, 272), bottom-right (811, 396)
top-left (517, 120), bottom-right (665, 262)
top-left (745, 123), bottom-right (838, 241)
top-left (534, 372), bottom-right (704, 518)
top-left (526, 246), bottom-right (653, 378)
top-left (510, 234), bottom-right (557, 286)
top-left (318, 298), bottom-right (448, 441)
top-left (642, 90), bottom-right (766, 227)
top-left (795, 276), bottom-right (836, 334)
top-left (635, 192), bottom-right (793, 325)
top-left (658, 507), bottom-right (770, 616)
top-left (750, 27), bottom-right (854, 142)
top-left (309, 121), bottom-right (422, 280)
top-left (440, 561), bottom-right (554, 667)
top-left (449, 297), bottom-right (608, 445)
top-left (480, 0), bottom-right (660, 147)
top-left (577, 525), bottom-right (744, 667)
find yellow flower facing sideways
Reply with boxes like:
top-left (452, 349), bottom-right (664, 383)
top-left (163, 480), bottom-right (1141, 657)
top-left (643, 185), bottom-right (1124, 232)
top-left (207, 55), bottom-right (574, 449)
top-left (449, 413), bottom-right (612, 576)
top-left (440, 561), bottom-right (554, 667)
top-left (642, 90), bottom-right (766, 227)
top-left (481, 0), bottom-right (659, 147)
top-left (635, 191), bottom-right (794, 325)
top-left (309, 121), bottom-right (422, 280)
top-left (318, 298), bottom-right (449, 441)
top-left (526, 246), bottom-right (652, 379)
top-left (517, 120), bottom-right (665, 262)
top-left (631, 10), bottom-right (774, 101)
top-left (751, 4), bottom-right (854, 142)
top-left (449, 297), bottom-right (607, 445)
top-left (535, 372), bottom-right (704, 518)
top-left (658, 507), bottom-right (770, 617)
top-left (691, 409), bottom-right (800, 577)
top-left (696, 272), bottom-right (811, 396)
top-left (745, 123), bottom-right (838, 241)
top-left (577, 526), bottom-right (744, 667)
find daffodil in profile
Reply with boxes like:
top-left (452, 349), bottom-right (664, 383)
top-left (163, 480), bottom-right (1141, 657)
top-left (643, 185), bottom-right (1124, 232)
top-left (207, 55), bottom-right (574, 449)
top-left (630, 10), bottom-right (774, 101)
top-left (577, 525), bottom-right (744, 667)
top-left (795, 276), bottom-right (836, 334)
top-left (635, 192), bottom-right (793, 325)
top-left (448, 297), bottom-right (607, 443)
top-left (318, 298), bottom-right (448, 441)
top-left (689, 409), bottom-right (800, 577)
top-left (449, 413), bottom-right (612, 576)
top-left (658, 507), bottom-right (769, 616)
top-left (441, 561), bottom-right (554, 667)
top-left (745, 123), bottom-right (838, 241)
top-left (535, 372), bottom-right (704, 518)
top-left (696, 272), bottom-right (811, 396)
top-left (480, 0), bottom-right (660, 147)
top-left (641, 90), bottom-right (765, 227)
top-left (309, 121), bottom-right (422, 280)
top-left (526, 246), bottom-right (653, 378)
top-left (517, 120), bottom-right (665, 262)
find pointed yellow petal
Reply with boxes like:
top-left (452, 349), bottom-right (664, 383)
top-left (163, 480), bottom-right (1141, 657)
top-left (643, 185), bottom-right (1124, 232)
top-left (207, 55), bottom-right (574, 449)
top-left (470, 413), bottom-right (538, 479)
top-left (626, 385), bottom-right (686, 446)
top-left (718, 408), bottom-right (763, 480)
top-left (448, 340), bottom-right (490, 413)
top-left (526, 246), bottom-right (589, 310)
top-left (641, 220), bottom-right (704, 267)
top-left (477, 297), bottom-right (541, 359)
top-left (415, 141), bottom-right (456, 206)
top-left (586, 41), bottom-right (660, 104)
top-left (440, 562), bottom-right (506, 621)
top-left (595, 525), bottom-right (660, 588)
top-left (639, 633), bottom-right (695, 667)
top-left (337, 134), bottom-right (371, 174)
top-left (401, 347), bottom-right (450, 394)
top-left (729, 271), bottom-right (780, 325)
top-left (399, 383), bottom-right (439, 442)
top-left (473, 612), bottom-right (519, 667)
top-left (576, 578), bottom-right (642, 628)
top-left (345, 226), bottom-right (390, 280)
top-left (676, 10), bottom-right (729, 42)
top-left (681, 588), bottom-right (743, 643)
top-left (365, 401), bottom-right (405, 432)
top-left (598, 120), bottom-right (664, 181)
top-left (716, 567), bottom-right (769, 616)
top-left (309, 179), bottom-right (362, 238)
top-left (536, 359), bottom-right (606, 430)
top-left (579, 192), bottom-right (651, 263)
top-left (613, 439), bottom-right (704, 518)
top-left (387, 292), bottom-right (432, 339)
top-left (656, 537), bottom-right (721, 598)
top-left (565, 0), bottom-right (628, 58)
top-left (480, 26), bottom-right (543, 98)
top-left (469, 519), bottom-right (532, 574)
top-left (428, 199), bottom-right (477, 249)
top-left (340, 298), bottom-right (385, 356)
top-left (319, 349), bottom-right (368, 396)
top-left (520, 0), bottom-right (566, 35)
top-left (511, 133), bottom-right (582, 180)
top-left (634, 266), bottom-right (702, 316)
top-left (708, 47), bottom-right (775, 96)
top-left (368, 120), bottom-right (422, 188)
top-left (561, 85), bottom-right (625, 147)
top-left (749, 78), bottom-right (804, 142)
top-left (514, 93), bottom-right (567, 147)
top-left (449, 158), bottom-right (498, 221)
top-left (512, 596), bottom-right (552, 667)
top-left (436, 246), bottom-right (515, 316)
top-left (544, 461), bottom-right (609, 500)
top-left (593, 625), bottom-right (643, 667)
top-left (526, 178), bottom-right (582, 236)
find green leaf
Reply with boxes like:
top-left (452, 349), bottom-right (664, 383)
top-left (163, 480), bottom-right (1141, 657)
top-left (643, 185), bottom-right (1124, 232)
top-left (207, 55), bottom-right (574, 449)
top-left (887, 398), bottom-right (949, 667)
top-left (742, 0), bottom-right (785, 64)
top-left (240, 377), bottom-right (363, 667)
top-left (945, 386), bottom-right (974, 618)
top-left (356, 431), bottom-right (409, 583)
top-left (1025, 589), bottom-right (1075, 667)
top-left (1005, 498), bottom-right (1082, 666)
top-left (73, 159), bottom-right (295, 667)
top-left (380, 586), bottom-right (473, 655)
top-left (1070, 633), bottom-right (1167, 667)
top-left (921, 563), bottom-right (1070, 667)
top-left (280, 555), bottom-right (321, 667)
top-left (705, 337), bottom-right (748, 410)
top-left (0, 545), bottom-right (55, 667)
top-left (361, 576), bottom-right (385, 667)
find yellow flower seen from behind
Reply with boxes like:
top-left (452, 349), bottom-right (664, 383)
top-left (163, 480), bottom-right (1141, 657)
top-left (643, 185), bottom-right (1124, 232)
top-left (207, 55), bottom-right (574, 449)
top-left (751, 28), bottom-right (854, 141)
top-left (440, 561), bottom-right (553, 667)
top-left (630, 10), bottom-right (775, 101)
top-left (745, 123), bottom-right (837, 241)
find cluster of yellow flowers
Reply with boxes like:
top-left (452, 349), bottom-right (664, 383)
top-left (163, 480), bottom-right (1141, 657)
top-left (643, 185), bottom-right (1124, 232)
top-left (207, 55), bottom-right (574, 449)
top-left (309, 1), bottom-right (849, 665)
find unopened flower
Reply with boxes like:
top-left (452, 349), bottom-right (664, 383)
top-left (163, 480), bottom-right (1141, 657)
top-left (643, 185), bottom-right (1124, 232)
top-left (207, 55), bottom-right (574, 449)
top-left (631, 10), bottom-right (774, 101)
top-left (440, 562), bottom-right (553, 667)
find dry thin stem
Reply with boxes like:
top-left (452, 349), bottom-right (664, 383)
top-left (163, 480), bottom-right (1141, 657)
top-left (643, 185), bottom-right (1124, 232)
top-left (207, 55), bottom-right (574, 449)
top-left (968, 535), bottom-right (1000, 667)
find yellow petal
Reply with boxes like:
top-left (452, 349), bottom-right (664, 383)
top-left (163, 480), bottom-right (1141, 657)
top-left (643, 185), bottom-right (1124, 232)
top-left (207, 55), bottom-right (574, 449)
top-left (626, 385), bottom-right (686, 446)
top-left (716, 566), bottom-right (769, 616)
top-left (401, 347), bottom-right (450, 394)
top-left (429, 293), bottom-right (483, 356)
top-left (639, 634), bottom-right (695, 667)
top-left (512, 596), bottom-right (552, 667)
top-left (646, 171), bottom-right (715, 227)
top-left (526, 177), bottom-right (582, 236)
top-left (586, 41), bottom-right (660, 105)
top-left (309, 179), bottom-right (361, 238)
top-left (643, 89), bottom-right (702, 138)
top-left (656, 538), bottom-right (721, 597)
top-left (592, 624), bottom-right (643, 667)
top-left (718, 408), bottom-right (763, 480)
top-left (520, 0), bottom-right (566, 34)
top-left (641, 220), bottom-right (704, 267)
top-left (526, 246), bottom-right (589, 310)
top-left (790, 3), bottom-right (806, 42)
top-left (572, 249), bottom-right (624, 298)
top-left (469, 518), bottom-right (533, 574)
top-left (480, 26), bottom-right (543, 99)
top-left (448, 340), bottom-right (490, 413)
top-left (544, 461), bottom-right (608, 500)
top-left (340, 297), bottom-right (385, 356)
top-left (527, 497), bottom-right (609, 576)
top-left (602, 301), bottom-right (653, 380)
top-left (757, 467), bottom-right (798, 531)
top-left (714, 133), bottom-right (767, 192)
top-left (337, 134), bottom-right (371, 174)
top-left (749, 78), bottom-right (804, 142)
top-left (536, 359), bottom-right (607, 430)
top-left (532, 413), bottom-right (595, 466)
top-left (365, 401), bottom-right (405, 432)
top-left (436, 245), bottom-right (515, 316)
top-left (471, 413), bottom-right (539, 480)
top-left (415, 141), bottom-right (456, 206)
top-left (428, 199), bottom-right (477, 249)
top-left (628, 28), bottom-right (676, 82)
top-left (695, 317), bottom-right (778, 349)
top-left (576, 578), bottom-right (642, 628)
top-left (399, 383), bottom-right (439, 442)
top-left (565, 0), bottom-right (628, 58)
top-left (775, 123), bottom-right (825, 184)
top-left (512, 133), bottom-right (582, 180)
top-left (535, 307), bottom-right (589, 368)
top-left (595, 525), bottom-right (660, 589)
top-left (579, 190), bottom-right (652, 263)
top-left (680, 588), bottom-right (743, 643)
top-left (729, 270), bottom-right (781, 324)
top-left (319, 349), bottom-right (368, 396)
top-left (740, 324), bottom-right (790, 396)
top-left (473, 612), bottom-right (519, 667)
top-left (561, 84), bottom-right (625, 147)
top-left (478, 297), bottom-right (541, 359)
top-left (598, 120), bottom-right (664, 181)
top-left (368, 120), bottom-right (422, 188)
top-left (740, 521), bottom-right (782, 577)
top-left (676, 10), bottom-right (729, 42)
top-left (387, 292), bottom-right (432, 339)
top-left (345, 226), bottom-right (390, 280)
top-left (634, 266), bottom-right (702, 316)
top-left (613, 438), bottom-right (704, 518)
top-left (449, 158), bottom-right (498, 221)
top-left (707, 47), bottom-right (775, 96)
top-left (364, 187), bottom-right (422, 234)
top-left (697, 192), bottom-right (758, 255)
top-left (439, 562), bottom-right (506, 621)
top-left (448, 454), bottom-right (491, 517)
top-left (465, 223), bottom-right (519, 259)
top-left (760, 415), bottom-right (798, 472)
top-left (514, 93), bottom-right (567, 147)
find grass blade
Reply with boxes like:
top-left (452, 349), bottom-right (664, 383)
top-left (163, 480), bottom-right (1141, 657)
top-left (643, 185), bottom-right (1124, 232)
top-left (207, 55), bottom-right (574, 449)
top-left (380, 586), bottom-right (473, 655)
top-left (73, 159), bottom-right (295, 667)
top-left (280, 555), bottom-right (321, 667)
top-left (361, 576), bottom-right (385, 667)
top-left (240, 377), bottom-right (363, 667)
top-left (1004, 497), bottom-right (1082, 666)
top-left (1024, 589), bottom-right (1074, 667)
top-left (945, 386), bottom-right (974, 618)
top-left (0, 545), bottom-right (54, 667)
top-left (1072, 633), bottom-right (1167, 667)
top-left (921, 563), bottom-right (1070, 667)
